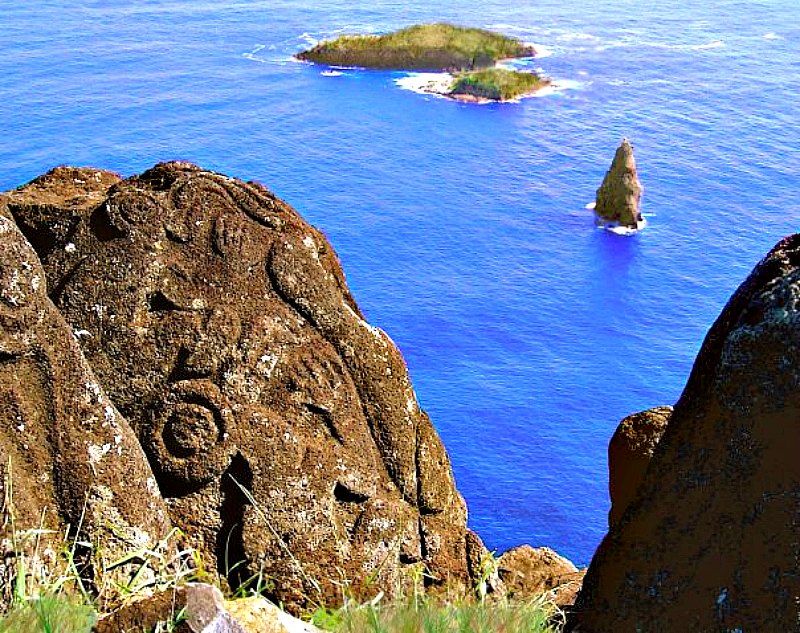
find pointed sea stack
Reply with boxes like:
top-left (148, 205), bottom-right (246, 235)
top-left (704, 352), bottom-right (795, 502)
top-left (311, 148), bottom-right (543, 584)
top-left (594, 138), bottom-right (644, 230)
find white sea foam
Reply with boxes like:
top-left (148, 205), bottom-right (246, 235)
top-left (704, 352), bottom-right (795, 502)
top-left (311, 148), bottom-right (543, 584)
top-left (533, 78), bottom-right (585, 97)
top-left (597, 217), bottom-right (648, 235)
top-left (486, 23), bottom-right (529, 32)
top-left (606, 223), bottom-right (645, 236)
top-left (298, 32), bottom-right (318, 46)
top-left (394, 73), bottom-right (454, 98)
top-left (242, 44), bottom-right (267, 62)
top-left (592, 38), bottom-right (725, 53)
top-left (532, 43), bottom-right (554, 58)
top-left (692, 39), bottom-right (724, 50)
top-left (321, 70), bottom-right (343, 77)
top-left (557, 31), bottom-right (600, 43)
top-left (763, 32), bottom-right (783, 40)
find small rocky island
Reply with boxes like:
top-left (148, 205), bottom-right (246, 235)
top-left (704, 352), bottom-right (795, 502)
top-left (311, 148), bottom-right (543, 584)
top-left (593, 138), bottom-right (645, 232)
top-left (296, 23), bottom-right (550, 103)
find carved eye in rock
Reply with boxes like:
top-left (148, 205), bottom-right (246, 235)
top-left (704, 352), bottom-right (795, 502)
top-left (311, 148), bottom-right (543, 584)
top-left (143, 380), bottom-right (235, 493)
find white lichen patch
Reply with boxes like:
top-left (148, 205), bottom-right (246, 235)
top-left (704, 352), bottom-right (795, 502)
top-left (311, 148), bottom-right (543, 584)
top-left (2, 268), bottom-right (27, 307)
top-left (88, 442), bottom-right (112, 465)
top-left (405, 389), bottom-right (417, 414)
top-left (301, 235), bottom-right (322, 264)
top-left (146, 477), bottom-right (159, 496)
top-left (256, 352), bottom-right (279, 379)
top-left (84, 381), bottom-right (103, 405)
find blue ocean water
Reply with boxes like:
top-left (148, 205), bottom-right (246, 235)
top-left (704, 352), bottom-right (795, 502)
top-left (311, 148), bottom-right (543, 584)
top-left (2, 1), bottom-right (799, 566)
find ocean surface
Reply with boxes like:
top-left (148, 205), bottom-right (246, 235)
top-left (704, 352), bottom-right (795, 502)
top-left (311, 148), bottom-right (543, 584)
top-left (2, 1), bottom-right (799, 567)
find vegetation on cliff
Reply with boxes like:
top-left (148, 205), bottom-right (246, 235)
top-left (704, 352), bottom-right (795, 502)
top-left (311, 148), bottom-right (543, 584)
top-left (450, 68), bottom-right (550, 101)
top-left (296, 23), bottom-right (536, 71)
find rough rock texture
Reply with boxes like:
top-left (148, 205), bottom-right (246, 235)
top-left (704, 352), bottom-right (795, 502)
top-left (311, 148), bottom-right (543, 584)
top-left (571, 234), bottom-right (800, 632)
top-left (594, 138), bottom-right (643, 230)
top-left (0, 199), bottom-right (171, 600)
top-left (497, 545), bottom-right (584, 607)
top-left (607, 406), bottom-right (672, 528)
top-left (4, 162), bottom-right (478, 613)
top-left (94, 583), bottom-right (322, 633)
top-left (93, 588), bottom-right (191, 633)
top-left (186, 583), bottom-right (322, 633)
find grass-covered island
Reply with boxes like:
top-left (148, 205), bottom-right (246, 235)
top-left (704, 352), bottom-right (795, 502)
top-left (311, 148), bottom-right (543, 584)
top-left (297, 23), bottom-right (551, 102)
top-left (450, 67), bottom-right (549, 102)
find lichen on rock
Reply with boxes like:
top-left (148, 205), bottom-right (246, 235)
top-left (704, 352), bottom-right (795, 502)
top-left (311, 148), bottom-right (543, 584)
top-left (0, 203), bottom-right (172, 605)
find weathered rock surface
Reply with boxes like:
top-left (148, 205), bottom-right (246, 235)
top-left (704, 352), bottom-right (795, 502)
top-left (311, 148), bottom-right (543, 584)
top-left (95, 583), bottom-right (323, 633)
top-left (0, 198), bottom-right (171, 600)
top-left (186, 583), bottom-right (322, 633)
top-left (594, 138), bottom-right (644, 230)
top-left (3, 162), bottom-right (477, 613)
top-left (607, 406), bottom-right (672, 528)
top-left (93, 587), bottom-right (191, 633)
top-left (571, 234), bottom-right (800, 631)
top-left (497, 545), bottom-right (584, 607)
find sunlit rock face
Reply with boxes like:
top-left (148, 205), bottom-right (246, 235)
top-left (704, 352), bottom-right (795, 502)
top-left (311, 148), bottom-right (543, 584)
top-left (5, 162), bottom-right (478, 612)
top-left (0, 201), bottom-right (171, 600)
top-left (594, 138), bottom-right (644, 230)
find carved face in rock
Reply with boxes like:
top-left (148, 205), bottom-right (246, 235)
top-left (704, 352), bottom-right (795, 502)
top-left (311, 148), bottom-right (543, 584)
top-left (34, 163), bottom-right (467, 609)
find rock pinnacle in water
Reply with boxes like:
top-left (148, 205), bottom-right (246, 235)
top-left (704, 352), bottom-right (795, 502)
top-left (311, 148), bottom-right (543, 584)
top-left (594, 138), bottom-right (644, 230)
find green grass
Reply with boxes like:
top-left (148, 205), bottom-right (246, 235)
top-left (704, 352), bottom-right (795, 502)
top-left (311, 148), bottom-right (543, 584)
top-left (0, 467), bottom-right (565, 632)
top-left (297, 23), bottom-right (535, 71)
top-left (449, 68), bottom-right (549, 101)
top-left (0, 461), bottom-right (198, 633)
top-left (0, 595), bottom-right (96, 633)
top-left (312, 594), bottom-right (563, 633)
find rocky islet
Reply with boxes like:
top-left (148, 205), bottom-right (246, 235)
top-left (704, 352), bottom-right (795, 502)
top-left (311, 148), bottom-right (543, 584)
top-left (593, 138), bottom-right (644, 231)
top-left (297, 23), bottom-right (550, 103)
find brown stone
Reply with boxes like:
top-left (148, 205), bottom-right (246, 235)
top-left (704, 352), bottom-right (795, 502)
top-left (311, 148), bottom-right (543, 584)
top-left (607, 406), bottom-right (672, 528)
top-left (497, 545), bottom-right (583, 607)
top-left (0, 200), bottom-right (171, 604)
top-left (571, 234), bottom-right (800, 631)
top-left (594, 138), bottom-right (643, 230)
top-left (93, 588), bottom-right (190, 633)
top-left (4, 162), bottom-right (478, 613)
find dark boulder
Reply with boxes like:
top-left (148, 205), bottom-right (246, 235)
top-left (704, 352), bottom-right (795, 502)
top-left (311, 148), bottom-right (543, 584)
top-left (571, 234), bottom-right (800, 631)
top-left (5, 162), bottom-right (478, 613)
